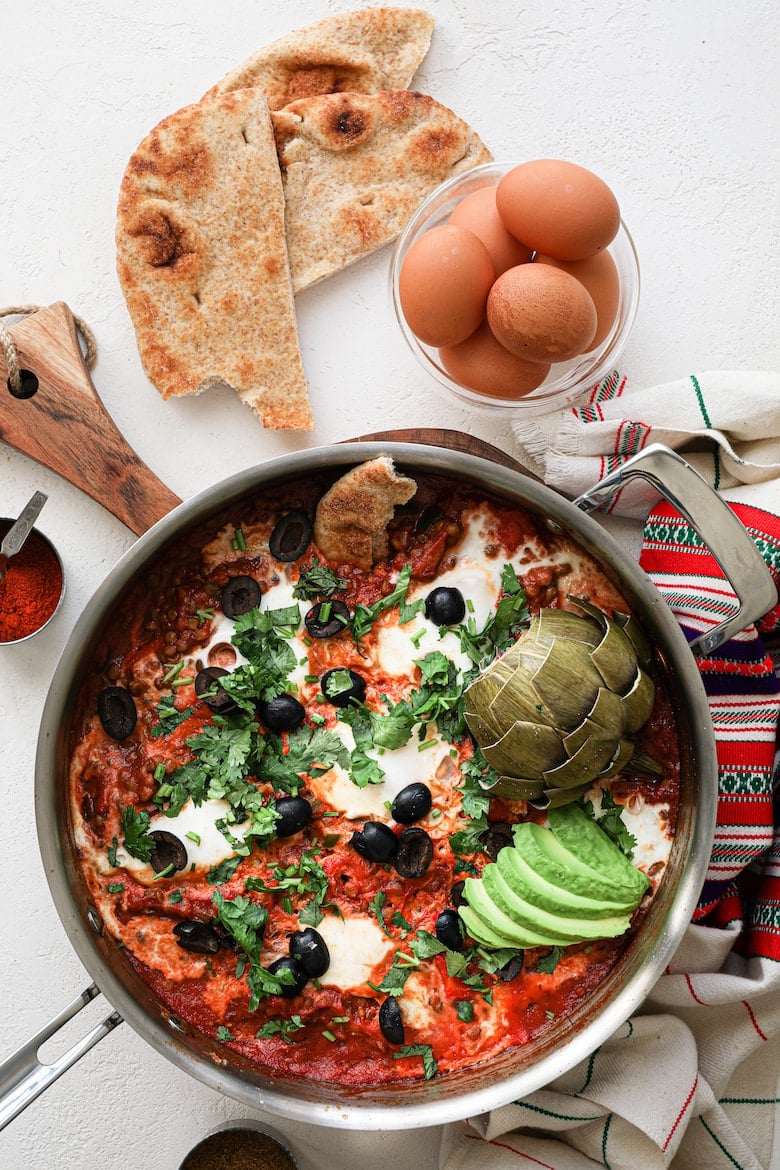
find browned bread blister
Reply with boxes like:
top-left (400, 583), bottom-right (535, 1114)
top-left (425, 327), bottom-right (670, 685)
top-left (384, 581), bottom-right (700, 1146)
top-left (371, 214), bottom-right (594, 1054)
top-left (274, 90), bottom-right (493, 292)
top-left (116, 89), bottom-right (313, 430)
top-left (314, 456), bottom-right (417, 569)
top-left (206, 7), bottom-right (435, 109)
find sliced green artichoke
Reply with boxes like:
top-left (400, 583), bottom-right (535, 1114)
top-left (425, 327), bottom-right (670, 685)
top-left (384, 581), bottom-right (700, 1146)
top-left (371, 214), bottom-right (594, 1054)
top-left (465, 598), bottom-right (661, 806)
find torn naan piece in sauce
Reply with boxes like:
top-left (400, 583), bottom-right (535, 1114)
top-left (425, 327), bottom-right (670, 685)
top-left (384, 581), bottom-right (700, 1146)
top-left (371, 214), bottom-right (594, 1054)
top-left (314, 456), bottom-right (417, 569)
top-left (206, 6), bottom-right (435, 109)
top-left (273, 90), bottom-right (493, 292)
top-left (116, 89), bottom-right (313, 430)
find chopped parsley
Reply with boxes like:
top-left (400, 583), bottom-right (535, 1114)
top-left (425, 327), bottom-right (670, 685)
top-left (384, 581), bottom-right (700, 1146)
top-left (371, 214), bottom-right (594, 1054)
top-left (293, 559), bottom-right (348, 600)
top-left (150, 694), bottom-right (195, 738)
top-left (207, 854), bottom-right (244, 885)
top-left (584, 789), bottom-right (637, 858)
top-left (392, 1044), bottom-right (438, 1080)
top-left (107, 882), bottom-right (125, 894)
top-left (456, 1000), bottom-right (474, 1022)
top-left (368, 891), bottom-right (392, 937)
top-left (118, 805), bottom-right (156, 863)
top-left (351, 564), bottom-right (420, 642)
top-left (449, 563), bottom-right (529, 669)
top-left (216, 1025), bottom-right (233, 1042)
top-left (256, 1015), bottom-right (304, 1043)
top-left (535, 946), bottom-right (565, 974)
top-left (245, 848), bottom-right (330, 924)
top-left (260, 724), bottom-right (350, 794)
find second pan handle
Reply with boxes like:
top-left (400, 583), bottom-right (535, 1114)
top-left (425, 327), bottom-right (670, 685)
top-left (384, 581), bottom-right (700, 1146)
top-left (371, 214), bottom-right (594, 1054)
top-left (574, 443), bottom-right (778, 658)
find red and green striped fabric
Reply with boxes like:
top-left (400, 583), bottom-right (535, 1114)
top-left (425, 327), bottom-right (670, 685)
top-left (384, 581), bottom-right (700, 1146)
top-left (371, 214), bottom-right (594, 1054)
top-left (640, 499), bottom-right (780, 958)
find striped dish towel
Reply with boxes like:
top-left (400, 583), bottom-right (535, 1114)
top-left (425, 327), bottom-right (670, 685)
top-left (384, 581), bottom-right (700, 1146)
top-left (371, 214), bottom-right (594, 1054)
top-left (440, 371), bottom-right (780, 1170)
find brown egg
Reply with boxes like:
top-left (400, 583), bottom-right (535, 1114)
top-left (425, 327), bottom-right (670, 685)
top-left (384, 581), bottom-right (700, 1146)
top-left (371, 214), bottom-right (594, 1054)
top-left (398, 224), bottom-right (494, 347)
top-left (496, 159), bottom-right (620, 261)
top-left (439, 322), bottom-right (551, 399)
top-left (486, 263), bottom-right (597, 363)
top-left (448, 186), bottom-right (534, 277)
top-left (536, 250), bottom-right (620, 351)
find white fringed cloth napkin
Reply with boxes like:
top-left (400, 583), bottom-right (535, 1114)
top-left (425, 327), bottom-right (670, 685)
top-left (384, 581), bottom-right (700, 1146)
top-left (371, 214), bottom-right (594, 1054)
top-left (442, 371), bottom-right (780, 1170)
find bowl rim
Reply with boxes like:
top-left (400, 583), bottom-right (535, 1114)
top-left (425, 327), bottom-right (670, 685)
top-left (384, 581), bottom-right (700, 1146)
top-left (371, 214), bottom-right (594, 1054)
top-left (390, 160), bottom-right (641, 414)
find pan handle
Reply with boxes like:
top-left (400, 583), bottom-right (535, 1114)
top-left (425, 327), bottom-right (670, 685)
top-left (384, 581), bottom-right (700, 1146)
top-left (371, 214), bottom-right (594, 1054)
top-left (573, 443), bottom-right (778, 658)
top-left (0, 984), bottom-right (122, 1131)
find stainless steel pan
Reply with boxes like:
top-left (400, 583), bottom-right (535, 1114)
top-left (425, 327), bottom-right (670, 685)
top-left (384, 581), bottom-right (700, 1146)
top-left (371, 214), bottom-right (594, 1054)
top-left (1, 436), bottom-right (775, 1131)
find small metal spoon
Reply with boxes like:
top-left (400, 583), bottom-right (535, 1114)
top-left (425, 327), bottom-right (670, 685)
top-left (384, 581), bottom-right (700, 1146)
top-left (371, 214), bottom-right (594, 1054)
top-left (0, 491), bottom-right (48, 582)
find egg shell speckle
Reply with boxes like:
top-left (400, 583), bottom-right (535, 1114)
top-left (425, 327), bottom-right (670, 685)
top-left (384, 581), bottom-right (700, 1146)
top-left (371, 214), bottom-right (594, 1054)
top-left (439, 321), bottom-right (551, 399)
top-left (448, 186), bottom-right (534, 277)
top-left (487, 263), bottom-right (598, 362)
top-left (496, 159), bottom-right (620, 261)
top-left (398, 224), bottom-right (495, 347)
top-left (536, 250), bottom-right (620, 351)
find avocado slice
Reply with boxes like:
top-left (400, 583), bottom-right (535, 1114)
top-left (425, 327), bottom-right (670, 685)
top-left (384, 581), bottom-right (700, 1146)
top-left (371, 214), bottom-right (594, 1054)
top-left (547, 805), bottom-right (649, 896)
top-left (457, 903), bottom-right (523, 950)
top-left (482, 863), bottom-right (632, 942)
top-left (513, 822), bottom-right (639, 906)
top-left (462, 877), bottom-right (578, 948)
top-left (497, 844), bottom-right (632, 919)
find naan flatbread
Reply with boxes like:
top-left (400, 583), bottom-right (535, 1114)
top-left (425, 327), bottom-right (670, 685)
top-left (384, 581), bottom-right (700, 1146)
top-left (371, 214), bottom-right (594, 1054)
top-left (207, 7), bottom-right (434, 110)
top-left (314, 456), bottom-right (417, 569)
top-left (274, 90), bottom-right (493, 292)
top-left (116, 89), bottom-right (313, 430)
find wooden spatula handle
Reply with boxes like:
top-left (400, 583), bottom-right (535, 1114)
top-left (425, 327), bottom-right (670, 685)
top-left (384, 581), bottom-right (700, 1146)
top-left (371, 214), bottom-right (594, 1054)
top-left (0, 302), bottom-right (181, 535)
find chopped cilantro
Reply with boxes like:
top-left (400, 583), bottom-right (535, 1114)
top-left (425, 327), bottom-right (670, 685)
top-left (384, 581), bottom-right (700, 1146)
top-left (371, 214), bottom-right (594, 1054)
top-left (107, 882), bottom-right (125, 894)
top-left (351, 565), bottom-right (417, 642)
top-left (216, 1025), bottom-right (233, 1042)
top-left (213, 891), bottom-right (267, 962)
top-left (261, 724), bottom-right (350, 794)
top-left (207, 854), bottom-right (244, 885)
top-left (168, 889), bottom-right (183, 904)
top-left (412, 929), bottom-right (447, 960)
top-left (368, 891), bottom-right (392, 937)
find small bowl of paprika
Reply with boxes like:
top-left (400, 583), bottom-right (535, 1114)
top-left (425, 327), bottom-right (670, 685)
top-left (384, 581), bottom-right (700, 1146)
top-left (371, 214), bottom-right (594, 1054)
top-left (0, 518), bottom-right (64, 644)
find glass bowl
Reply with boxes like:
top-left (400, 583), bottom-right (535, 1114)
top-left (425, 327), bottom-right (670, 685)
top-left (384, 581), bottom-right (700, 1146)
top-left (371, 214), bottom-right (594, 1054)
top-left (390, 161), bottom-right (640, 415)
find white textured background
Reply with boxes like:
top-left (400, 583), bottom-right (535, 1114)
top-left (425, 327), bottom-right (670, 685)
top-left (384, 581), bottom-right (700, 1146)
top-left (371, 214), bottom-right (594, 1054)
top-left (0, 2), bottom-right (778, 1168)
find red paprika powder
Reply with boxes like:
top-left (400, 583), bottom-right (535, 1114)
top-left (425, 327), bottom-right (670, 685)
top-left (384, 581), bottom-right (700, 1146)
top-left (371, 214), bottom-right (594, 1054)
top-left (0, 521), bottom-right (63, 641)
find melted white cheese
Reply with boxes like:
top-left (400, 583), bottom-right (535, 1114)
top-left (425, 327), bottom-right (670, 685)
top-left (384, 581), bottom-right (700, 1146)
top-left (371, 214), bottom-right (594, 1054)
top-left (316, 915), bottom-right (395, 992)
top-left (117, 798), bottom-right (247, 877)
top-left (308, 722), bottom-right (451, 820)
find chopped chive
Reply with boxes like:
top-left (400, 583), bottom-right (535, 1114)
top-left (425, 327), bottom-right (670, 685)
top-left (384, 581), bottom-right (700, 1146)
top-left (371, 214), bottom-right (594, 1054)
top-left (303, 637), bottom-right (312, 647)
top-left (319, 601), bottom-right (332, 622)
top-left (232, 529), bottom-right (247, 552)
top-left (466, 598), bottom-right (475, 613)
top-left (304, 674), bottom-right (319, 683)
top-left (153, 863), bottom-right (175, 880)
top-left (185, 831), bottom-right (201, 845)
top-left (545, 1010), bottom-right (556, 1020)
top-left (162, 660), bottom-right (184, 684)
top-left (315, 693), bottom-right (327, 704)
top-left (321, 1030), bottom-right (337, 1043)
top-left (331, 1016), bottom-right (349, 1025)
top-left (281, 896), bottom-right (293, 914)
top-left (321, 810), bottom-right (339, 817)
top-left (310, 712), bottom-right (326, 725)
top-left (417, 738), bottom-right (438, 752)
top-left (173, 676), bottom-right (194, 688)
top-left (195, 608), bottom-right (214, 622)
top-left (154, 762), bottom-right (167, 782)
top-left (410, 629), bottom-right (425, 648)
top-left (430, 808), bottom-right (442, 820)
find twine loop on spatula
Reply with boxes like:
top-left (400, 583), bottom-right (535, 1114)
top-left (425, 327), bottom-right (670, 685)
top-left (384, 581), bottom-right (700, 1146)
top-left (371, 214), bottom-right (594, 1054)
top-left (0, 304), bottom-right (97, 394)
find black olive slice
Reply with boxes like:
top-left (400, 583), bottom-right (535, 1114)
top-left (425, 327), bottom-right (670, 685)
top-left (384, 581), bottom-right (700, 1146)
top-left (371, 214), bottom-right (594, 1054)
top-left (394, 827), bottom-right (434, 878)
top-left (97, 686), bottom-right (137, 741)
top-left (497, 953), bottom-right (524, 982)
top-left (257, 693), bottom-right (306, 732)
top-left (378, 996), bottom-right (405, 1045)
top-left (304, 599), bottom-right (351, 639)
top-left (194, 666), bottom-right (236, 714)
top-left (450, 880), bottom-right (466, 908)
top-left (173, 920), bottom-right (221, 955)
top-left (221, 575), bottom-right (262, 618)
top-left (349, 822), bottom-right (398, 863)
top-left (274, 796), bottom-right (312, 838)
top-left (149, 830), bottom-right (188, 874)
top-left (424, 586), bottom-right (466, 626)
top-left (320, 667), bottom-right (366, 708)
top-left (267, 956), bottom-right (308, 998)
top-left (269, 511), bottom-right (313, 562)
top-left (435, 908), bottom-right (465, 952)
top-left (289, 927), bottom-right (330, 978)
top-left (480, 821), bottom-right (514, 861)
top-left (391, 782), bottom-right (432, 825)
